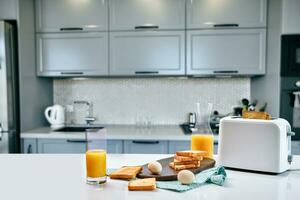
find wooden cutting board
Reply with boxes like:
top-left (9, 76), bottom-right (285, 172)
top-left (137, 156), bottom-right (215, 181)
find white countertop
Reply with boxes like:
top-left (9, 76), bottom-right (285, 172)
top-left (21, 125), bottom-right (219, 142)
top-left (0, 154), bottom-right (299, 200)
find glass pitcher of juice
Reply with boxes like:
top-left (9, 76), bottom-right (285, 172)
top-left (191, 103), bottom-right (214, 159)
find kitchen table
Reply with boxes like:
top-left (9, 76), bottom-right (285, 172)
top-left (0, 154), bottom-right (299, 200)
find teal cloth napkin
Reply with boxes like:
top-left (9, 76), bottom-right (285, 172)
top-left (156, 166), bottom-right (227, 192)
top-left (107, 166), bottom-right (226, 193)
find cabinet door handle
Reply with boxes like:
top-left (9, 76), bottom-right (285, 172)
top-left (135, 25), bottom-right (159, 30)
top-left (60, 27), bottom-right (83, 31)
top-left (27, 144), bottom-right (32, 154)
top-left (213, 70), bottom-right (239, 74)
top-left (213, 24), bottom-right (239, 28)
top-left (132, 140), bottom-right (159, 144)
top-left (135, 71), bottom-right (159, 75)
top-left (67, 139), bottom-right (89, 143)
top-left (60, 72), bottom-right (84, 75)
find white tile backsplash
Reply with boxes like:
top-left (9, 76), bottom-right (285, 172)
top-left (54, 77), bottom-right (250, 125)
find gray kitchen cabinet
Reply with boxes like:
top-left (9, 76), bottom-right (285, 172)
top-left (109, 0), bottom-right (185, 31)
top-left (22, 139), bottom-right (38, 154)
top-left (187, 0), bottom-right (267, 29)
top-left (282, 0), bottom-right (300, 34)
top-left (35, 0), bottom-right (108, 32)
top-left (124, 140), bottom-right (168, 154)
top-left (168, 141), bottom-right (190, 154)
top-left (37, 32), bottom-right (108, 77)
top-left (38, 139), bottom-right (86, 154)
top-left (107, 140), bottom-right (123, 154)
top-left (0, 0), bottom-right (18, 20)
top-left (187, 29), bottom-right (266, 76)
top-left (292, 141), bottom-right (300, 155)
top-left (110, 31), bottom-right (185, 76)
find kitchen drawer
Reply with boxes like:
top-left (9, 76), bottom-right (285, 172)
top-left (109, 0), bottom-right (185, 31)
top-left (37, 139), bottom-right (86, 154)
top-left (22, 139), bottom-right (38, 154)
top-left (187, 29), bottom-right (266, 76)
top-left (124, 140), bottom-right (168, 154)
top-left (35, 0), bottom-right (108, 32)
top-left (107, 140), bottom-right (123, 154)
top-left (168, 141), bottom-right (190, 154)
top-left (110, 31), bottom-right (185, 76)
top-left (292, 141), bottom-right (300, 155)
top-left (37, 32), bottom-right (108, 77)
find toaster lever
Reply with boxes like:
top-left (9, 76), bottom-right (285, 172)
top-left (288, 155), bottom-right (293, 164)
top-left (287, 131), bottom-right (295, 136)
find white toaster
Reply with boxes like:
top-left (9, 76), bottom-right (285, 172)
top-left (218, 117), bottom-right (294, 173)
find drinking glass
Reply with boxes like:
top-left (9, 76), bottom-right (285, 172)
top-left (85, 128), bottom-right (107, 185)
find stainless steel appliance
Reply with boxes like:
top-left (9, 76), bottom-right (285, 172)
top-left (281, 34), bottom-right (300, 141)
top-left (0, 21), bottom-right (19, 153)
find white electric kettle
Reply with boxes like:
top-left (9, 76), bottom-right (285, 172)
top-left (44, 105), bottom-right (65, 129)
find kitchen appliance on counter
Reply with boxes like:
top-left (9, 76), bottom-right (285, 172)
top-left (44, 105), bottom-right (65, 129)
top-left (218, 117), bottom-right (294, 174)
top-left (0, 21), bottom-right (19, 153)
top-left (280, 34), bottom-right (300, 140)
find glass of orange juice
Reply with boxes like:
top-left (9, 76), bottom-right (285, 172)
top-left (85, 128), bottom-right (107, 185)
top-left (191, 134), bottom-right (214, 159)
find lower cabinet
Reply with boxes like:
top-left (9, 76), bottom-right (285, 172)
top-left (107, 140), bottom-right (123, 154)
top-left (168, 141), bottom-right (190, 153)
top-left (22, 138), bottom-right (217, 154)
top-left (124, 140), bottom-right (168, 154)
top-left (38, 139), bottom-right (86, 154)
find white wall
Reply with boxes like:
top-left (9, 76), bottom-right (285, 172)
top-left (54, 78), bottom-right (250, 125)
top-left (251, 0), bottom-right (282, 117)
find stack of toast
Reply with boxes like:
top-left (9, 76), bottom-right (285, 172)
top-left (169, 150), bottom-right (206, 171)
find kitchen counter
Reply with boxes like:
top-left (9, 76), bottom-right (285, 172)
top-left (0, 154), bottom-right (299, 200)
top-left (20, 125), bottom-right (219, 142)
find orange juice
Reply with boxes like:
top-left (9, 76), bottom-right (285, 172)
top-left (191, 134), bottom-right (214, 159)
top-left (86, 149), bottom-right (106, 178)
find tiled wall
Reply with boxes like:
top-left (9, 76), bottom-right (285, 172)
top-left (54, 78), bottom-right (250, 125)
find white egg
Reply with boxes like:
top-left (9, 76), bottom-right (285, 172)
top-left (148, 161), bottom-right (162, 175)
top-left (177, 170), bottom-right (195, 185)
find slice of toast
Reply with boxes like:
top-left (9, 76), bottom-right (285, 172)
top-left (173, 159), bottom-right (200, 166)
top-left (169, 162), bottom-right (199, 171)
top-left (174, 155), bottom-right (203, 162)
top-left (176, 150), bottom-right (206, 157)
top-left (109, 166), bottom-right (143, 180)
top-left (128, 178), bottom-right (156, 191)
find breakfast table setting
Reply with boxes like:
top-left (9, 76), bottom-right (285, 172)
top-left (0, 153), bottom-right (299, 200)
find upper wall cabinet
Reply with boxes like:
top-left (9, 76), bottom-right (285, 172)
top-left (110, 31), bottom-right (185, 76)
top-left (0, 0), bottom-right (18, 20)
top-left (109, 0), bottom-right (185, 31)
top-left (37, 32), bottom-right (108, 77)
top-left (35, 0), bottom-right (108, 32)
top-left (187, 0), bottom-right (267, 29)
top-left (282, 0), bottom-right (300, 34)
top-left (187, 29), bottom-right (266, 76)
